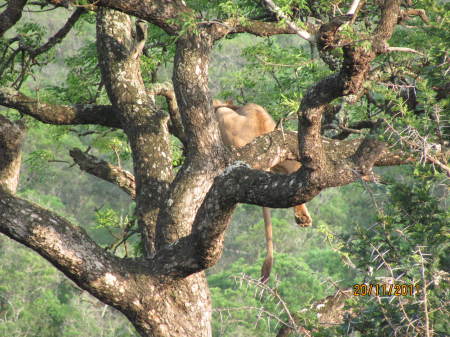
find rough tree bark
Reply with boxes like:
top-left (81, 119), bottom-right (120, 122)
top-left (0, 0), bottom-right (28, 37)
top-left (0, 115), bottom-right (26, 193)
top-left (0, 1), bottom-right (431, 336)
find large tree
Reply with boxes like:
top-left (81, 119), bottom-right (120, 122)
top-left (0, 0), bottom-right (447, 336)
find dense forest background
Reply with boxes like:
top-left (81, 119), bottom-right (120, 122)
top-left (0, 1), bottom-right (448, 336)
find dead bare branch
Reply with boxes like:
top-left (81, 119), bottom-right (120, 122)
top-left (387, 46), bottom-right (425, 56)
top-left (69, 148), bottom-right (136, 199)
top-left (260, 0), bottom-right (315, 42)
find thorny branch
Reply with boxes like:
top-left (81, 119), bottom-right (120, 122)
top-left (218, 274), bottom-right (359, 336)
top-left (229, 274), bottom-right (306, 334)
top-left (417, 246), bottom-right (431, 337)
top-left (384, 121), bottom-right (450, 176)
top-left (370, 243), bottom-right (425, 336)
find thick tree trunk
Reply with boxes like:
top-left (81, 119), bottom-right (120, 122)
top-left (126, 275), bottom-right (212, 337)
top-left (0, 185), bottom-right (213, 337)
top-left (96, 8), bottom-right (174, 256)
top-left (0, 115), bottom-right (25, 193)
top-left (94, 9), bottom-right (214, 336)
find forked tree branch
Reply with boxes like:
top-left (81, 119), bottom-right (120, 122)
top-left (150, 0), bottom-right (406, 274)
top-left (400, 8), bottom-right (430, 24)
top-left (1, 0), bottom-right (431, 281)
top-left (299, 0), bottom-right (401, 173)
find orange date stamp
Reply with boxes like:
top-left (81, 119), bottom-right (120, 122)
top-left (353, 284), bottom-right (420, 296)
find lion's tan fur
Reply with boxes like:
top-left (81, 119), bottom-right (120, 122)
top-left (214, 99), bottom-right (311, 226)
top-left (214, 99), bottom-right (312, 281)
top-left (215, 103), bottom-right (276, 148)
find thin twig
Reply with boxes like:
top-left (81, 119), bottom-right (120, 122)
top-left (255, 55), bottom-right (313, 68)
top-left (417, 247), bottom-right (431, 337)
top-left (233, 274), bottom-right (301, 332)
top-left (30, 8), bottom-right (85, 57)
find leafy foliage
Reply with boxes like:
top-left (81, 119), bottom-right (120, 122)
top-left (331, 168), bottom-right (450, 337)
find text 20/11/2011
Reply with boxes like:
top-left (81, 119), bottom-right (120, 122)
top-left (353, 284), bottom-right (420, 296)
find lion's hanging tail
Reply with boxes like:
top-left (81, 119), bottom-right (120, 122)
top-left (214, 99), bottom-right (313, 282)
top-left (260, 207), bottom-right (273, 283)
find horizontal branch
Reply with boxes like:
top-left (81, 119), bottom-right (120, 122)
top-left (386, 46), bottom-right (424, 56)
top-left (0, 187), bottom-right (139, 307)
top-left (53, 0), bottom-right (301, 42)
top-left (232, 130), bottom-right (298, 170)
top-left (70, 148), bottom-right (136, 199)
top-left (0, 87), bottom-right (121, 127)
top-left (329, 120), bottom-right (377, 140)
top-left (236, 130), bottom-right (412, 169)
top-left (48, 0), bottom-right (190, 35)
top-left (209, 18), bottom-right (302, 40)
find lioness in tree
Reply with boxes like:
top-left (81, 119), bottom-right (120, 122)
top-left (213, 99), bottom-right (312, 281)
